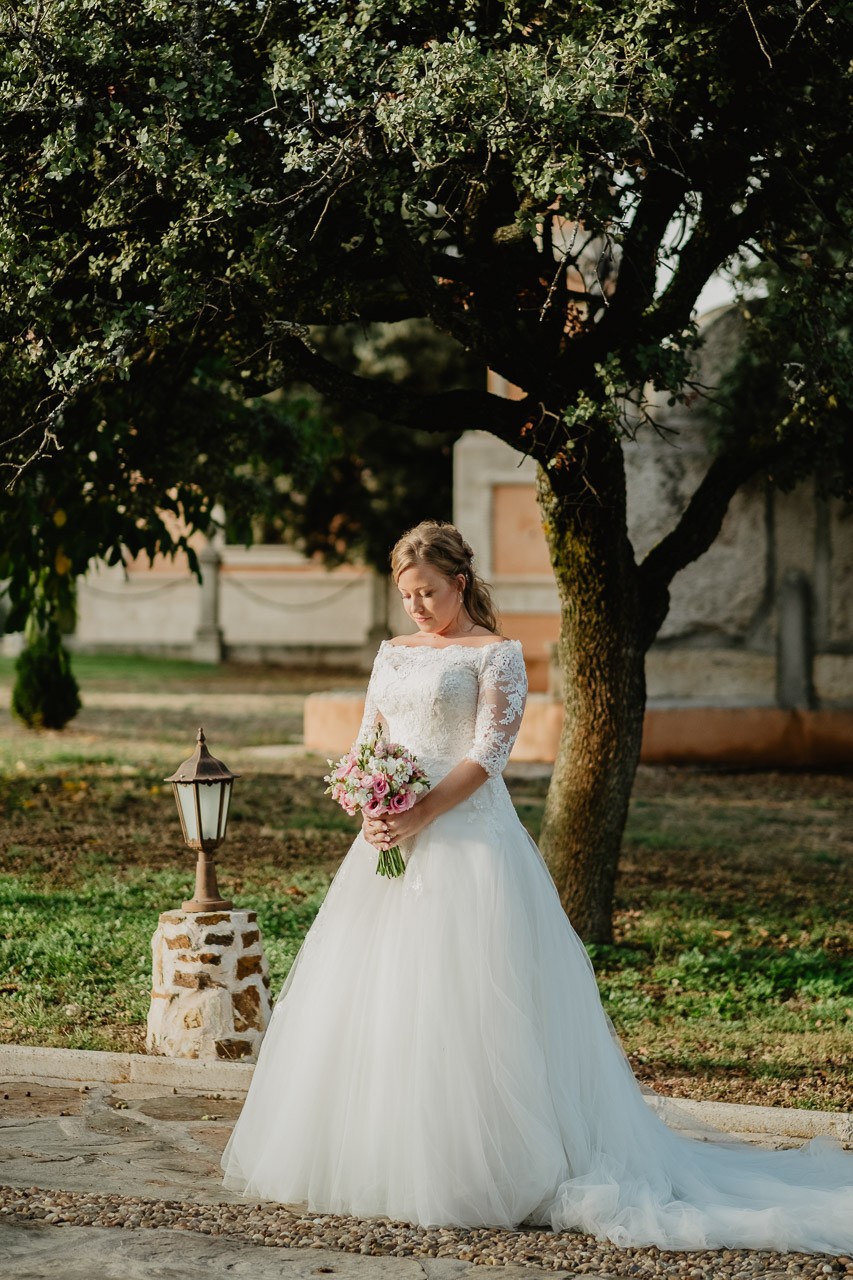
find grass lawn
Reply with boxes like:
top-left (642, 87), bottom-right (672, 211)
top-left (1, 654), bottom-right (851, 1111)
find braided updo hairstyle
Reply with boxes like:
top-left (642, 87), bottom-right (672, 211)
top-left (390, 521), bottom-right (500, 635)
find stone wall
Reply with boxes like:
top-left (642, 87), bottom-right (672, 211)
top-left (61, 544), bottom-right (379, 669)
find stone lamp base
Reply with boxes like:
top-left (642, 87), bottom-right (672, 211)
top-left (146, 909), bottom-right (272, 1062)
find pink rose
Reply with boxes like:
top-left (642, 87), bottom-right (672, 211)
top-left (372, 775), bottom-right (389, 797)
top-left (390, 792), bottom-right (415, 813)
top-left (363, 796), bottom-right (386, 817)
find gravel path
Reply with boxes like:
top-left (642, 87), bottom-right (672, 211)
top-left (2, 1185), bottom-right (851, 1279)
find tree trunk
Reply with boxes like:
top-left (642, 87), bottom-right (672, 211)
top-left (535, 433), bottom-right (646, 944)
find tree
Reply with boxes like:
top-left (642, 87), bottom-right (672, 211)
top-left (0, 347), bottom-right (325, 726)
top-left (12, 611), bottom-right (81, 731)
top-left (1, 1), bottom-right (851, 936)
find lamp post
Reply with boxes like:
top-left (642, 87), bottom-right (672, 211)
top-left (148, 728), bottom-right (270, 1061)
top-left (165, 727), bottom-right (239, 912)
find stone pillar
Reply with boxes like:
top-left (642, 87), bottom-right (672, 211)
top-left (192, 543), bottom-right (224, 664)
top-left (363, 571), bottom-right (391, 667)
top-left (146, 909), bottom-right (271, 1061)
top-left (776, 570), bottom-right (816, 710)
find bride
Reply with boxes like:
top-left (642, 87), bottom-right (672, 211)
top-left (221, 520), bottom-right (853, 1252)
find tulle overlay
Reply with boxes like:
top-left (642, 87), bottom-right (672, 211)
top-left (221, 642), bottom-right (853, 1251)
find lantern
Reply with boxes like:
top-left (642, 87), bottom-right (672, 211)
top-left (165, 727), bottom-right (239, 912)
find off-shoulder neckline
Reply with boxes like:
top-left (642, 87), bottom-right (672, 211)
top-left (381, 638), bottom-right (522, 653)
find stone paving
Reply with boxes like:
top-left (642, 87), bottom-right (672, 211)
top-left (0, 1077), bottom-right (851, 1280)
top-left (0, 1078), bottom-right (245, 1205)
top-left (0, 1220), bottom-right (523, 1280)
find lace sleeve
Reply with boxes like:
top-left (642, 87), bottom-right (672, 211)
top-left (466, 641), bottom-right (528, 777)
top-left (355, 644), bottom-right (386, 746)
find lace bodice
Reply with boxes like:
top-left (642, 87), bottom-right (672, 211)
top-left (355, 638), bottom-right (528, 783)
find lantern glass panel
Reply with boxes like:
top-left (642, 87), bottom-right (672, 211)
top-left (198, 781), bottom-right (224, 843)
top-left (176, 783), bottom-right (199, 843)
top-left (220, 780), bottom-right (232, 838)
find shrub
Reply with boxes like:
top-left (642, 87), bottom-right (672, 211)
top-left (12, 630), bottom-right (81, 730)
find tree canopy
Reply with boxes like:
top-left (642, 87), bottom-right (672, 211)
top-left (2, 0), bottom-right (852, 933)
top-left (2, 1), bottom-right (850, 592)
top-left (251, 321), bottom-right (474, 572)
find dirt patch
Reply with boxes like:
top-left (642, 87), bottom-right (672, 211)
top-left (0, 769), bottom-right (352, 882)
top-left (632, 1062), bottom-right (852, 1112)
top-left (0, 1080), bottom-right (85, 1117)
top-left (134, 1094), bottom-right (244, 1122)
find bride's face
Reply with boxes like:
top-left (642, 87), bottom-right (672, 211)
top-left (397, 562), bottom-right (466, 635)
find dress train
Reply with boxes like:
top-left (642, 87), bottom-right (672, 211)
top-left (221, 640), bottom-right (853, 1251)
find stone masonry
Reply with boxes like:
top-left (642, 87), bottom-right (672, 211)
top-left (146, 909), bottom-right (272, 1062)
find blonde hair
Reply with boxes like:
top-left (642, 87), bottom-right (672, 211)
top-left (390, 521), bottom-right (500, 635)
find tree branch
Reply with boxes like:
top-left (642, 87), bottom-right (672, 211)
top-left (647, 210), bottom-right (754, 338)
top-left (637, 442), bottom-right (778, 646)
top-left (269, 333), bottom-right (534, 448)
top-left (384, 224), bottom-right (554, 391)
top-left (289, 293), bottom-right (426, 325)
top-left (648, 165), bottom-right (797, 338)
top-left (597, 169), bottom-right (688, 343)
top-left (384, 226), bottom-right (482, 340)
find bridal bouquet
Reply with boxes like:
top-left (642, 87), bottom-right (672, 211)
top-left (324, 728), bottom-right (430, 877)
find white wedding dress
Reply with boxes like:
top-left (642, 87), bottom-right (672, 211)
top-left (221, 639), bottom-right (853, 1251)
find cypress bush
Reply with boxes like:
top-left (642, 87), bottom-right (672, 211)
top-left (12, 630), bottom-right (81, 730)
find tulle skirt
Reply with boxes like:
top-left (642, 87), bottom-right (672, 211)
top-left (221, 785), bottom-right (853, 1252)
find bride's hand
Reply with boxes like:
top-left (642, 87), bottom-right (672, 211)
top-left (362, 803), bottom-right (429, 850)
top-left (361, 814), bottom-right (387, 849)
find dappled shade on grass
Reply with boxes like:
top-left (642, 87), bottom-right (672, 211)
top-left (1, 765), bottom-right (849, 1108)
top-left (0, 666), bottom-right (850, 1110)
